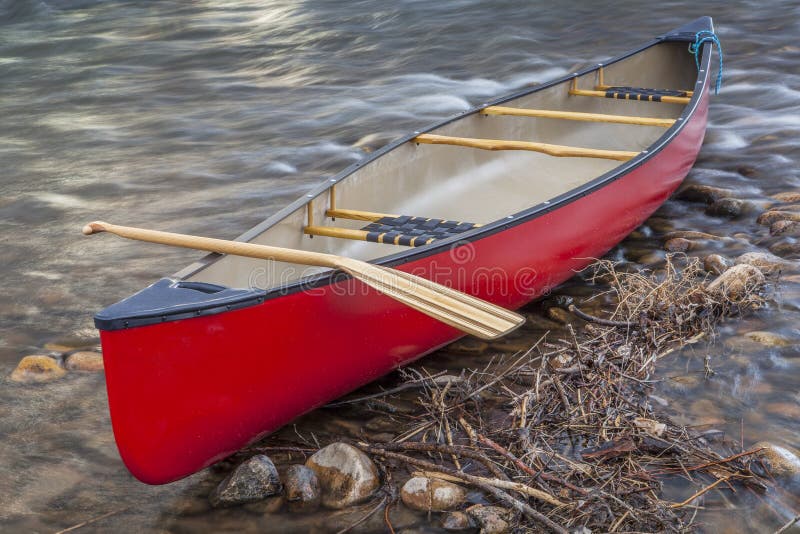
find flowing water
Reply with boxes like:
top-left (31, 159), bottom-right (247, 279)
top-left (1, 1), bottom-right (799, 532)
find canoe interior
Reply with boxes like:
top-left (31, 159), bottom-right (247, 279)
top-left (183, 40), bottom-right (698, 291)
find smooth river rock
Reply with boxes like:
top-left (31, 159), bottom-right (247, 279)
top-left (306, 442), bottom-right (380, 509)
top-left (664, 237), bottom-right (693, 253)
top-left (400, 476), bottom-right (467, 512)
top-left (771, 192), bottom-right (800, 203)
top-left (441, 511), bottom-right (475, 530)
top-left (706, 198), bottom-right (749, 218)
top-left (706, 264), bottom-right (765, 300)
top-left (209, 455), bottom-right (282, 507)
top-left (770, 220), bottom-right (800, 236)
top-left (64, 351), bottom-right (104, 372)
top-left (753, 442), bottom-right (800, 479)
top-left (466, 505), bottom-right (511, 534)
top-left (676, 184), bottom-right (733, 203)
top-left (9, 355), bottom-right (66, 383)
top-left (735, 251), bottom-right (788, 275)
top-left (703, 254), bottom-right (732, 275)
top-left (284, 464), bottom-right (321, 511)
top-left (756, 210), bottom-right (800, 226)
top-left (744, 331), bottom-right (792, 347)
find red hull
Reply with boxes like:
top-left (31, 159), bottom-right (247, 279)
top-left (100, 88), bottom-right (708, 484)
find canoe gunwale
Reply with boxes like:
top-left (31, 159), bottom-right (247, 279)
top-left (97, 19), bottom-right (713, 332)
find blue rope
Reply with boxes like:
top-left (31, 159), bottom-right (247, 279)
top-left (688, 30), bottom-right (723, 95)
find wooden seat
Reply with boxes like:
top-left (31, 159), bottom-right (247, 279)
top-left (569, 77), bottom-right (691, 105)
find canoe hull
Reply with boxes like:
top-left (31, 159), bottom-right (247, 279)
top-left (101, 87), bottom-right (708, 484)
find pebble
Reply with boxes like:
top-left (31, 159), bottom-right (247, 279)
top-left (209, 455), bottom-right (282, 508)
top-left (9, 355), bottom-right (66, 383)
top-left (706, 198), bottom-right (748, 218)
top-left (546, 307), bottom-right (572, 324)
top-left (706, 264), bottom-right (765, 300)
top-left (64, 351), bottom-right (104, 372)
top-left (633, 417), bottom-right (666, 437)
top-left (703, 254), bottom-right (732, 275)
top-left (400, 476), bottom-right (467, 512)
top-left (752, 442), bottom-right (800, 478)
top-left (284, 464), bottom-right (321, 512)
top-left (756, 210), bottom-right (800, 226)
top-left (769, 220), bottom-right (800, 236)
top-left (676, 184), bottom-right (734, 203)
top-left (441, 511), bottom-right (475, 530)
top-left (744, 331), bottom-right (792, 347)
top-left (663, 230), bottom-right (723, 241)
top-left (771, 192), bottom-right (800, 203)
top-left (466, 505), bottom-right (511, 534)
top-left (306, 442), bottom-right (380, 509)
top-left (663, 237), bottom-right (693, 252)
top-left (769, 241), bottom-right (800, 258)
top-left (734, 252), bottom-right (788, 275)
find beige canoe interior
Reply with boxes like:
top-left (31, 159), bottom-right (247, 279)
top-left (182, 40), bottom-right (698, 290)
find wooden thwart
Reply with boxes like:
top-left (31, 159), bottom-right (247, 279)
top-left (481, 105), bottom-right (675, 127)
top-left (414, 133), bottom-right (637, 161)
top-left (569, 77), bottom-right (690, 105)
top-left (326, 208), bottom-right (400, 222)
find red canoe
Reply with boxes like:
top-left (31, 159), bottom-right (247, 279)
top-left (93, 18), bottom-right (717, 484)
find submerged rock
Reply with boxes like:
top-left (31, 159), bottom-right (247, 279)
top-left (9, 355), bottom-right (66, 383)
top-left (771, 192), bottom-right (800, 203)
top-left (735, 252), bottom-right (788, 275)
top-left (64, 351), bottom-right (104, 372)
top-left (706, 265), bottom-right (765, 300)
top-left (284, 464), bottom-right (320, 511)
top-left (466, 505), bottom-right (511, 534)
top-left (663, 230), bottom-right (724, 241)
top-left (757, 210), bottom-right (800, 226)
top-left (706, 198), bottom-right (749, 218)
top-left (769, 220), bottom-right (800, 236)
top-left (441, 511), bottom-right (475, 530)
top-left (400, 476), bottom-right (467, 512)
top-left (769, 241), bottom-right (800, 258)
top-left (703, 254), bottom-right (732, 275)
top-left (209, 455), bottom-right (281, 507)
top-left (676, 184), bottom-right (733, 204)
top-left (546, 307), bottom-right (572, 324)
top-left (306, 442), bottom-right (379, 509)
top-left (448, 338), bottom-right (489, 355)
top-left (663, 237), bottom-right (693, 252)
top-left (753, 442), bottom-right (800, 478)
top-left (744, 331), bottom-right (792, 347)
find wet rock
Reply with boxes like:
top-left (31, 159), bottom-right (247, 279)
top-left (242, 495), bottom-right (284, 514)
top-left (771, 192), bottom-right (800, 203)
top-left (744, 331), bottom-right (792, 347)
top-left (757, 210), bottom-right (800, 226)
top-left (664, 237), bottom-right (693, 252)
top-left (690, 399), bottom-right (724, 426)
top-left (765, 403), bottom-right (800, 420)
top-left (546, 307), bottom-right (572, 324)
top-left (306, 442), bottom-right (379, 509)
top-left (663, 230), bottom-right (723, 241)
top-left (703, 254), bottom-right (732, 275)
top-left (706, 264), bottom-right (765, 300)
top-left (284, 465), bottom-right (320, 511)
top-left (524, 313), bottom-right (562, 330)
top-left (769, 220), bottom-right (800, 236)
top-left (735, 251), bottom-right (788, 275)
top-left (466, 505), bottom-right (511, 534)
top-left (706, 198), bottom-right (749, 218)
top-left (441, 510), bottom-right (475, 530)
top-left (9, 355), bottom-right (66, 383)
top-left (769, 241), bottom-right (800, 258)
top-left (676, 184), bottom-right (733, 203)
top-left (449, 338), bottom-right (489, 355)
top-left (401, 476), bottom-right (467, 512)
top-left (737, 166), bottom-right (759, 178)
top-left (633, 417), bottom-right (666, 437)
top-left (209, 455), bottom-right (281, 508)
top-left (64, 351), bottom-right (104, 372)
top-left (753, 442), bottom-right (800, 478)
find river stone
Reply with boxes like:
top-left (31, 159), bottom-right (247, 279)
top-left (735, 252), bottom-right (788, 275)
top-left (757, 210), bottom-right (800, 226)
top-left (703, 254), bottom-right (732, 275)
top-left (209, 455), bottom-right (281, 507)
top-left (772, 192), bottom-right (800, 203)
top-left (663, 237), bottom-right (692, 252)
top-left (706, 198), bottom-right (748, 218)
top-left (466, 505), bottom-right (511, 534)
top-left (770, 241), bottom-right (800, 258)
top-left (65, 351), bottom-right (104, 372)
top-left (9, 355), bottom-right (66, 383)
top-left (765, 402), bottom-right (800, 420)
top-left (284, 464), bottom-right (320, 511)
top-left (306, 443), bottom-right (379, 509)
top-left (441, 511), bottom-right (475, 530)
top-left (448, 338), bottom-right (489, 355)
top-left (400, 476), bottom-right (467, 512)
top-left (744, 331), bottom-right (792, 347)
top-left (676, 184), bottom-right (733, 203)
top-left (753, 442), bottom-right (800, 478)
top-left (770, 220), bottom-right (800, 236)
top-left (546, 307), bottom-right (572, 324)
top-left (663, 230), bottom-right (723, 241)
top-left (706, 264), bottom-right (765, 300)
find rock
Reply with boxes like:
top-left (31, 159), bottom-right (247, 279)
top-left (242, 495), bottom-right (284, 514)
top-left (306, 443), bottom-right (379, 509)
top-left (706, 198), bottom-right (748, 218)
top-left (676, 184), bottom-right (734, 204)
top-left (663, 230), bottom-right (723, 241)
top-left (771, 192), bottom-right (800, 203)
top-left (770, 220), bottom-right (800, 236)
top-left (400, 476), bottom-right (467, 512)
top-left (633, 417), bottom-right (666, 437)
top-left (664, 237), bottom-right (692, 252)
top-left (770, 241), bottom-right (800, 258)
top-left (735, 252), bottom-right (788, 275)
top-left (441, 511), bottom-right (475, 531)
top-left (546, 307), bottom-right (572, 324)
top-left (64, 351), bottom-right (104, 372)
top-left (466, 505), bottom-right (511, 534)
top-left (757, 210), bottom-right (800, 226)
top-left (706, 264), bottom-right (765, 300)
top-left (744, 331), bottom-right (792, 347)
top-left (703, 254), bottom-right (732, 275)
top-left (737, 166), bottom-right (759, 178)
top-left (448, 338), bottom-right (489, 355)
top-left (209, 455), bottom-right (281, 507)
top-left (284, 465), bottom-right (320, 512)
top-left (765, 402), bottom-right (800, 420)
top-left (9, 355), bottom-right (66, 383)
top-left (753, 442), bottom-right (800, 478)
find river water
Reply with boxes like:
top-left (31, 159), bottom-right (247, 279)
top-left (1, 1), bottom-right (798, 532)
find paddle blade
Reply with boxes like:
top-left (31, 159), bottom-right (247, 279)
top-left (335, 259), bottom-right (525, 340)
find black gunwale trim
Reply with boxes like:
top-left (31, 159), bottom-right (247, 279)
top-left (99, 19), bottom-right (713, 331)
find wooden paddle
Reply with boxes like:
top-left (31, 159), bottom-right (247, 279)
top-left (82, 221), bottom-right (525, 340)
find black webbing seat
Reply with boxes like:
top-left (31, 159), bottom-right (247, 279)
top-left (361, 215), bottom-right (480, 247)
top-left (604, 86), bottom-right (690, 102)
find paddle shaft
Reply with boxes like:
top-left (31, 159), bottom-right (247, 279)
top-left (82, 222), bottom-right (338, 268)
